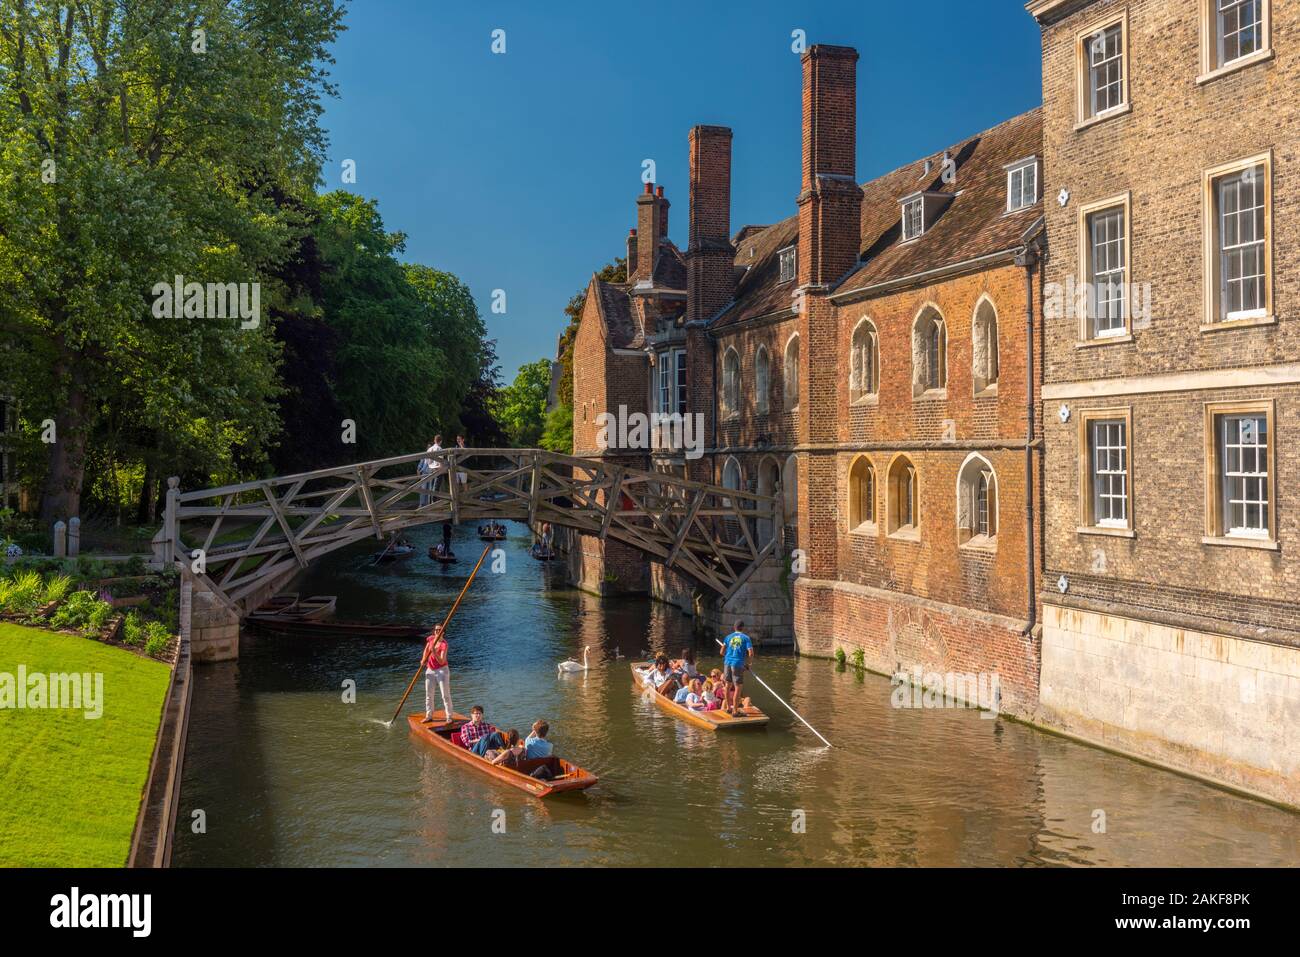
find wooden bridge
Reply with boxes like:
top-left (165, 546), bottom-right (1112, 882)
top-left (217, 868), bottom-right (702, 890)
top-left (162, 449), bottom-right (782, 616)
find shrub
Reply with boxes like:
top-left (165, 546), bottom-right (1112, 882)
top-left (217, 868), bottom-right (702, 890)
top-left (143, 623), bottom-right (172, 658)
top-left (0, 570), bottom-right (44, 615)
top-left (122, 610), bottom-right (146, 647)
top-left (124, 555), bottom-right (148, 577)
top-left (48, 590), bottom-right (115, 637)
top-left (850, 648), bottom-right (865, 671)
top-left (41, 574), bottom-right (73, 605)
top-left (834, 647), bottom-right (847, 666)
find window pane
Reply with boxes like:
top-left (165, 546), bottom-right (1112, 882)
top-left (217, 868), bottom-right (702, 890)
top-left (1088, 208), bottom-right (1127, 335)
top-left (1220, 413), bottom-right (1268, 535)
top-left (1218, 166), bottom-right (1266, 319)
top-left (1090, 419), bottom-right (1128, 525)
top-left (1088, 24), bottom-right (1124, 116)
top-left (1218, 0), bottom-right (1263, 67)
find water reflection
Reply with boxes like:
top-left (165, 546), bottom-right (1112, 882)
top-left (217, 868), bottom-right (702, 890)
top-left (172, 522), bottom-right (1300, 867)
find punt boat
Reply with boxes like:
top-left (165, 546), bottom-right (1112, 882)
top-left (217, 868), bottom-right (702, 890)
top-left (406, 711), bottom-right (598, 798)
top-left (629, 662), bottom-right (769, 731)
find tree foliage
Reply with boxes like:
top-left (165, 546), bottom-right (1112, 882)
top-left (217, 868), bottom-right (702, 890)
top-left (491, 359), bottom-right (552, 449)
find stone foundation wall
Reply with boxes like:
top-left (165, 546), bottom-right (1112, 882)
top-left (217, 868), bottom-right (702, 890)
top-left (183, 569), bottom-right (240, 663)
top-left (793, 575), bottom-right (1039, 716)
top-left (1040, 602), bottom-right (1300, 808)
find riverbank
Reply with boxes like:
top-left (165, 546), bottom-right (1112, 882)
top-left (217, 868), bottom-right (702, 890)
top-left (0, 622), bottom-right (171, 866)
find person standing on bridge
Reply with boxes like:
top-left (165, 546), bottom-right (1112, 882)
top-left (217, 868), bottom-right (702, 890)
top-left (720, 620), bottom-right (754, 716)
top-left (425, 435), bottom-right (445, 499)
top-left (421, 624), bottom-right (453, 724)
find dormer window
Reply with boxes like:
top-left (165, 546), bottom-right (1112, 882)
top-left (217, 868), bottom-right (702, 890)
top-left (1006, 157), bottom-right (1040, 212)
top-left (902, 197), bottom-right (925, 241)
top-left (778, 246), bottom-right (796, 283)
top-left (900, 191), bottom-right (951, 242)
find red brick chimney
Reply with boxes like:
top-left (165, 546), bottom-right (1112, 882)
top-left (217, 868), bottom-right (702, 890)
top-left (635, 182), bottom-right (660, 281)
top-left (797, 45), bottom-right (861, 288)
top-left (685, 125), bottom-right (734, 323)
top-left (656, 185), bottom-right (670, 239)
top-left (626, 228), bottom-right (638, 273)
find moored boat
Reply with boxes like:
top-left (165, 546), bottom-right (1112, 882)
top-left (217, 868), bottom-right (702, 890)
top-left (245, 617), bottom-right (426, 640)
top-left (406, 711), bottom-right (598, 797)
top-left (630, 662), bottom-right (769, 731)
top-left (372, 543), bottom-right (415, 563)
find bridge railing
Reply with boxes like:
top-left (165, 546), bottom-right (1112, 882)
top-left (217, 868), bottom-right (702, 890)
top-left (164, 448), bottom-right (781, 613)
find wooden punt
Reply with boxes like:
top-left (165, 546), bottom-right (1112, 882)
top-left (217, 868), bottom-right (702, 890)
top-left (530, 544), bottom-right (556, 561)
top-left (245, 618), bottom-right (426, 640)
top-left (295, 595), bottom-right (336, 619)
top-left (372, 543), bottom-right (415, 563)
top-left (428, 546), bottom-right (458, 564)
top-left (249, 593), bottom-right (335, 622)
top-left (406, 712), bottom-right (598, 798)
top-left (251, 593), bottom-right (300, 617)
top-left (630, 662), bottom-right (769, 731)
top-left (476, 524), bottom-right (507, 541)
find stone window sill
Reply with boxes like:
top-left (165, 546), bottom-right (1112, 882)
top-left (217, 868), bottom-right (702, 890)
top-left (1074, 102), bottom-right (1131, 132)
top-left (849, 521), bottom-right (878, 537)
top-left (1202, 535), bottom-right (1278, 552)
top-left (851, 395), bottom-right (879, 407)
top-left (974, 383), bottom-right (999, 398)
top-left (1076, 332), bottom-right (1133, 348)
top-left (1197, 48), bottom-right (1274, 86)
top-left (1077, 525), bottom-right (1135, 539)
top-left (913, 388), bottom-right (948, 401)
top-left (959, 536), bottom-right (997, 553)
top-left (888, 528), bottom-right (921, 544)
top-left (1200, 314), bottom-right (1275, 333)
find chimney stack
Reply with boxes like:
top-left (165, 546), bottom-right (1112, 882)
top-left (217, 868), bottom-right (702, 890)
top-left (635, 182), bottom-right (660, 281)
top-left (656, 185), bottom-right (670, 238)
top-left (627, 228), bottom-right (638, 273)
top-left (686, 125), bottom-right (734, 323)
top-left (798, 45), bottom-right (861, 288)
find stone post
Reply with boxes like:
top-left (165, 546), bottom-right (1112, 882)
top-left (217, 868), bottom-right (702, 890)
top-left (53, 520), bottom-right (67, 558)
top-left (67, 516), bottom-right (80, 557)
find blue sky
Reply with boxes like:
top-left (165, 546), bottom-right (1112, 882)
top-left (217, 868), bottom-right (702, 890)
top-left (319, 0), bottom-right (1044, 382)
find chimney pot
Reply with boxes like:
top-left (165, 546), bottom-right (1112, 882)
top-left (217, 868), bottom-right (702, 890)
top-left (644, 182), bottom-right (654, 194)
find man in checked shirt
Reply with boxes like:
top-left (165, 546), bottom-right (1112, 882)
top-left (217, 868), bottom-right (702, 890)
top-left (458, 705), bottom-right (496, 750)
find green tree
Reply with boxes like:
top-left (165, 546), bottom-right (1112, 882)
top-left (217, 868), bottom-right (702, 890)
top-left (0, 0), bottom-right (345, 522)
top-left (491, 359), bottom-right (552, 448)
top-left (539, 403), bottom-right (573, 454)
top-left (311, 191), bottom-right (488, 460)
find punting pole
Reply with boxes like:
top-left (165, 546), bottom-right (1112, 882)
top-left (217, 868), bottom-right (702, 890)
top-left (386, 543), bottom-right (493, 726)
top-left (715, 638), bottom-right (832, 748)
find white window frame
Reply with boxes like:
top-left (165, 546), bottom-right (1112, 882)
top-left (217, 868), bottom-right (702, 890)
top-left (901, 196), bottom-right (925, 241)
top-left (1005, 157), bottom-right (1040, 213)
top-left (1077, 193), bottom-right (1132, 342)
top-left (1078, 408), bottom-right (1134, 534)
top-left (778, 246), bottom-right (796, 283)
top-left (1204, 400), bottom-right (1276, 546)
top-left (1201, 0), bottom-right (1271, 81)
top-left (1203, 153), bottom-right (1272, 328)
top-left (1075, 11), bottom-right (1130, 128)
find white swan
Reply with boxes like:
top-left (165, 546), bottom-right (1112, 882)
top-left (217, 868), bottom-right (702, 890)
top-left (558, 646), bottom-right (590, 674)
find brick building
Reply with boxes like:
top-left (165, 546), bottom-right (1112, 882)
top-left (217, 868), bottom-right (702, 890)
top-left (571, 45), bottom-right (1048, 689)
top-left (1028, 0), bottom-right (1298, 804)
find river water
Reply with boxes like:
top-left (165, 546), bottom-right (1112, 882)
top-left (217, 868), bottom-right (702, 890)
top-left (172, 523), bottom-right (1300, 867)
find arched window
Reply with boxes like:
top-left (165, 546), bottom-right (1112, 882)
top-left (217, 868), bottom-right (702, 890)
top-left (850, 319), bottom-right (879, 402)
top-left (912, 306), bottom-right (947, 396)
top-left (887, 455), bottom-right (919, 536)
top-left (783, 335), bottom-right (800, 411)
top-left (756, 456), bottom-right (780, 545)
top-left (755, 347), bottom-right (770, 414)
top-left (723, 348), bottom-right (741, 416)
top-left (722, 456), bottom-right (741, 491)
top-left (848, 456), bottom-right (876, 530)
top-left (972, 297), bottom-right (999, 394)
top-left (957, 454), bottom-right (998, 545)
top-left (782, 454), bottom-right (799, 528)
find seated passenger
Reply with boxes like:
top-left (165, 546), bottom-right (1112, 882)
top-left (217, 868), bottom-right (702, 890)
top-left (673, 683), bottom-right (692, 705)
top-left (702, 678), bottom-right (722, 711)
top-left (641, 656), bottom-right (672, 690)
top-left (684, 678), bottom-right (707, 711)
top-left (486, 729), bottom-right (524, 768)
top-left (524, 720), bottom-right (553, 759)
top-left (672, 648), bottom-right (700, 680)
top-left (458, 705), bottom-right (496, 750)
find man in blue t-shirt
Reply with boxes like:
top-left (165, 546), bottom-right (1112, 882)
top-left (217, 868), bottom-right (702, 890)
top-left (720, 620), bottom-right (754, 716)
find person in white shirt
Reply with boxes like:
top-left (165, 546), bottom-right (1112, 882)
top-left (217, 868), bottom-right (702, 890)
top-left (422, 435), bottom-right (443, 504)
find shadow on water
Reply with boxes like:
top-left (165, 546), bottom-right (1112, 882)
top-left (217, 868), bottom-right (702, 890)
top-left (172, 521), bottom-right (1300, 867)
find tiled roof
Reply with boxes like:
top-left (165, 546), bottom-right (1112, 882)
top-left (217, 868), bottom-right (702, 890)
top-left (838, 107), bottom-right (1044, 295)
top-left (653, 241), bottom-right (687, 289)
top-left (712, 107), bottom-right (1044, 328)
top-left (593, 279), bottom-right (641, 349)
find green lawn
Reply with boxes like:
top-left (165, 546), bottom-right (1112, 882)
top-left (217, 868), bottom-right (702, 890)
top-left (0, 622), bottom-right (171, 866)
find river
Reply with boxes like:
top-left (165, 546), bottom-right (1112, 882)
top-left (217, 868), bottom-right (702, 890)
top-left (171, 522), bottom-right (1300, 867)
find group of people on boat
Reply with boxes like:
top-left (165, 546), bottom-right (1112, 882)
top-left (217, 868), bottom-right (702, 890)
top-left (636, 620), bottom-right (755, 717)
top-left (419, 624), bottom-right (556, 776)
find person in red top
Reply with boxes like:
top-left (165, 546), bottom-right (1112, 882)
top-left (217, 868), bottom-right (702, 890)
top-left (422, 624), bottom-right (452, 723)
